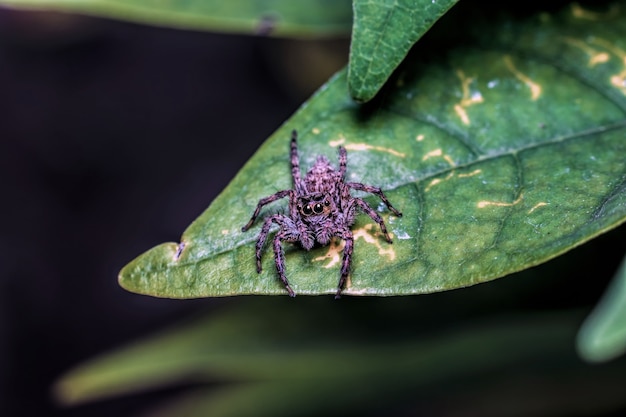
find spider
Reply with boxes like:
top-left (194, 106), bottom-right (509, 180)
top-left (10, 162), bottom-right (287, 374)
top-left (241, 130), bottom-right (402, 298)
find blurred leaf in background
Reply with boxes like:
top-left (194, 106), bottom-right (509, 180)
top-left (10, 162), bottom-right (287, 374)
top-left (578, 252), bottom-right (626, 363)
top-left (0, 0), bottom-right (353, 37)
top-left (55, 276), bottom-right (626, 416)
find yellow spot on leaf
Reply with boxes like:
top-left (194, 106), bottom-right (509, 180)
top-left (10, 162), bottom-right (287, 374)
top-left (588, 38), bottom-right (626, 60)
top-left (425, 177), bottom-right (447, 192)
top-left (443, 155), bottom-right (456, 167)
top-left (457, 169), bottom-right (482, 178)
top-left (313, 238), bottom-right (344, 268)
top-left (528, 202), bottom-right (549, 214)
top-left (454, 104), bottom-right (470, 125)
top-left (595, 39), bottom-right (626, 94)
top-left (610, 72), bottom-right (626, 94)
top-left (562, 37), bottom-right (626, 96)
top-left (561, 37), bottom-right (610, 67)
top-left (312, 128), bottom-right (321, 135)
top-left (329, 138), bottom-right (405, 157)
top-left (422, 148), bottom-right (443, 160)
top-left (589, 39), bottom-right (626, 95)
top-left (346, 143), bottom-right (405, 157)
top-left (354, 224), bottom-right (396, 261)
top-left (312, 224), bottom-right (396, 268)
top-left (423, 148), bottom-right (456, 168)
top-left (416, 134), bottom-right (425, 142)
top-left (591, 53), bottom-right (612, 66)
top-left (329, 136), bottom-right (346, 147)
top-left (477, 194), bottom-right (523, 208)
top-left (422, 149), bottom-right (456, 166)
top-left (422, 154), bottom-right (481, 191)
top-left (504, 55), bottom-right (542, 100)
top-left (221, 229), bottom-right (229, 235)
top-left (422, 148), bottom-right (459, 191)
top-left (453, 70), bottom-right (484, 125)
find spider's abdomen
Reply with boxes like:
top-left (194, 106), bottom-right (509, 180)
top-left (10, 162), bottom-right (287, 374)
top-left (304, 156), bottom-right (341, 194)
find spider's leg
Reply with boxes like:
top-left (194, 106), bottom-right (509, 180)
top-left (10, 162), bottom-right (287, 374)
top-left (335, 228), bottom-right (353, 299)
top-left (256, 215), bottom-right (298, 297)
top-left (290, 129), bottom-right (309, 195)
top-left (346, 182), bottom-right (402, 217)
top-left (242, 189), bottom-right (291, 232)
top-left (338, 145), bottom-right (347, 179)
top-left (273, 230), bottom-right (297, 297)
top-left (254, 214), bottom-right (283, 273)
top-left (290, 130), bottom-right (299, 172)
top-left (354, 198), bottom-right (394, 243)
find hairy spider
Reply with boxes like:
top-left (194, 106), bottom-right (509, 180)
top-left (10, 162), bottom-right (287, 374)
top-left (241, 130), bottom-right (402, 298)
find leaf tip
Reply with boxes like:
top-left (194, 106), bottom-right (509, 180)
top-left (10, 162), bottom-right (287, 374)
top-left (117, 242), bottom-right (181, 296)
top-left (347, 76), bottom-right (378, 103)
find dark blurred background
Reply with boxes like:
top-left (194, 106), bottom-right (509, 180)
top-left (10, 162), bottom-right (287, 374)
top-left (0, 7), bottom-right (347, 416)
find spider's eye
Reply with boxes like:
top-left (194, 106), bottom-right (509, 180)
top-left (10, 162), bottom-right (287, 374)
top-left (302, 205), bottom-right (313, 215)
top-left (324, 199), bottom-right (331, 206)
top-left (313, 203), bottom-right (324, 214)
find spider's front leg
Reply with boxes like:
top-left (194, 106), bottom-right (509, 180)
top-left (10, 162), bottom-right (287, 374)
top-left (354, 198), bottom-right (395, 243)
top-left (253, 214), bottom-right (283, 273)
top-left (241, 189), bottom-right (291, 232)
top-left (254, 214), bottom-right (298, 297)
top-left (335, 229), bottom-right (354, 299)
top-left (272, 229), bottom-right (297, 297)
top-left (346, 182), bottom-right (402, 217)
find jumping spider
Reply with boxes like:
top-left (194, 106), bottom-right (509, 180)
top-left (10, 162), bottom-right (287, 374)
top-left (241, 130), bottom-right (402, 298)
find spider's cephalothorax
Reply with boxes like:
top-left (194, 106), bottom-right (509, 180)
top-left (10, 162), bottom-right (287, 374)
top-left (241, 130), bottom-right (402, 298)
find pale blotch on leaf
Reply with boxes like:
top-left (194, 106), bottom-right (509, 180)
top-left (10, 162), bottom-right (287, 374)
top-left (453, 69), bottom-right (484, 125)
top-left (590, 38), bottom-right (626, 95)
top-left (313, 224), bottom-right (396, 269)
top-left (561, 37), bottom-right (611, 67)
top-left (561, 36), bottom-right (626, 95)
top-left (457, 169), bottom-right (482, 178)
top-left (503, 55), bottom-right (542, 100)
top-left (329, 138), bottom-right (406, 158)
top-left (425, 169), bottom-right (480, 193)
top-left (354, 224), bottom-right (396, 261)
top-left (591, 39), bottom-right (626, 95)
top-left (422, 148), bottom-right (456, 167)
top-left (477, 194), bottom-right (524, 209)
top-left (422, 148), bottom-right (458, 192)
top-left (528, 202), bottom-right (549, 214)
top-left (425, 177), bottom-right (448, 192)
top-left (610, 73), bottom-right (626, 94)
top-left (312, 238), bottom-right (345, 268)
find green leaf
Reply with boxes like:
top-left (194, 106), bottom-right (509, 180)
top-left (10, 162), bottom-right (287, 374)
top-left (54, 298), bottom-right (579, 410)
top-left (120, 2), bottom-right (626, 298)
top-left (0, 0), bottom-right (352, 38)
top-left (348, 0), bottom-right (460, 102)
top-left (577, 252), bottom-right (626, 362)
